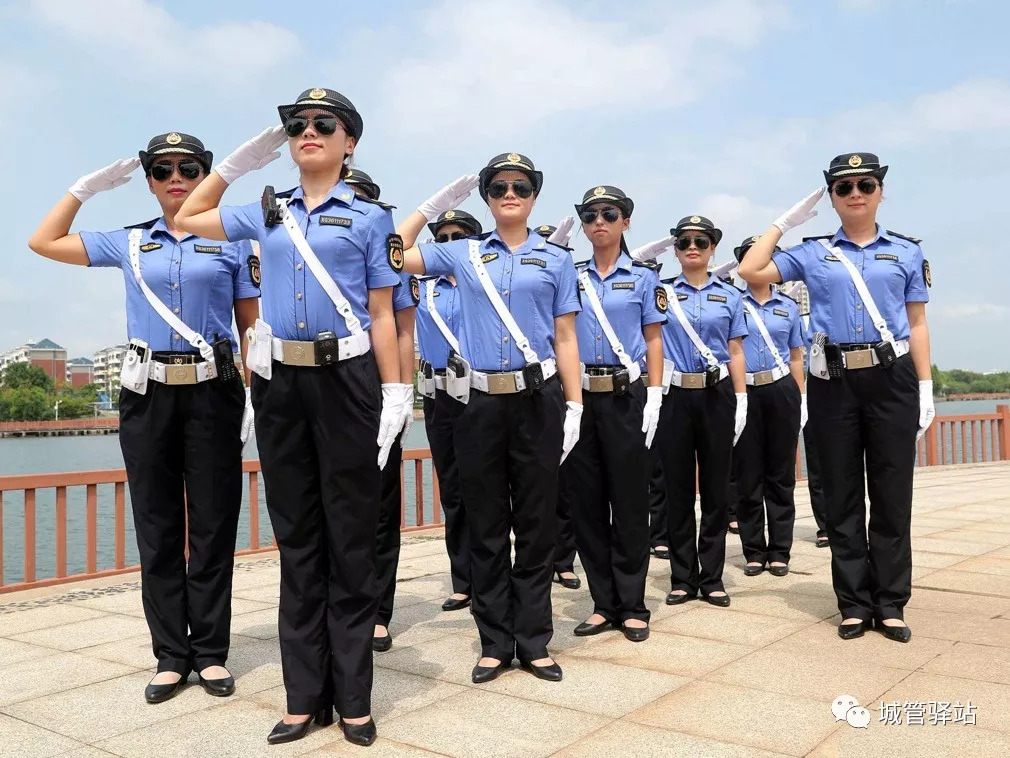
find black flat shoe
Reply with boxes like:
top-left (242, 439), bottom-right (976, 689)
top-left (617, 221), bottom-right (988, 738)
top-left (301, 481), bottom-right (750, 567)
top-left (651, 546), bottom-right (670, 560)
top-left (372, 633), bottom-right (392, 653)
top-left (877, 622), bottom-right (912, 644)
top-left (441, 596), bottom-right (471, 612)
top-left (267, 708), bottom-right (334, 745)
top-left (471, 660), bottom-right (507, 684)
top-left (815, 535), bottom-right (830, 548)
top-left (743, 563), bottom-right (765, 577)
top-left (574, 618), bottom-right (617, 637)
top-left (837, 620), bottom-right (868, 640)
top-left (702, 593), bottom-right (731, 607)
top-left (198, 673), bottom-right (235, 697)
top-left (728, 524), bottom-right (740, 535)
top-left (622, 624), bottom-right (650, 642)
top-left (665, 591), bottom-right (696, 605)
top-left (144, 672), bottom-right (188, 704)
top-left (768, 565), bottom-right (789, 577)
top-left (340, 718), bottom-right (377, 747)
top-left (519, 659), bottom-right (563, 682)
top-left (554, 571), bottom-right (581, 590)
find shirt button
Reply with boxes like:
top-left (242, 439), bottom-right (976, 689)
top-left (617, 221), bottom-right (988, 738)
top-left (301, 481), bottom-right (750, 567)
top-left (597, 354), bottom-right (603, 360)
top-left (856, 305), bottom-right (863, 310)
top-left (857, 327), bottom-right (863, 333)
top-left (503, 336), bottom-right (509, 343)
top-left (298, 321), bottom-right (306, 329)
top-left (297, 263), bottom-right (303, 271)
top-left (596, 335), bottom-right (602, 341)
top-left (172, 283), bottom-right (179, 289)
top-left (503, 289), bottom-right (509, 295)
top-left (297, 293), bottom-right (303, 300)
top-left (173, 333), bottom-right (180, 340)
top-left (174, 260), bottom-right (180, 264)
top-left (502, 359), bottom-right (508, 365)
top-left (173, 308), bottom-right (180, 314)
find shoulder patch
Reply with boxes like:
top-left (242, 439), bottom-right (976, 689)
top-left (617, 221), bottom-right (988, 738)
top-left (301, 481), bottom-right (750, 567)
top-left (707, 293), bottom-right (728, 303)
top-left (655, 286), bottom-right (668, 312)
top-left (193, 244), bottom-right (222, 254)
top-left (247, 255), bottom-right (261, 287)
top-left (319, 216), bottom-right (352, 227)
top-left (481, 252), bottom-right (499, 264)
top-left (124, 217), bottom-right (159, 230)
top-left (923, 259), bottom-right (932, 288)
top-left (887, 230), bottom-right (922, 244)
top-left (139, 242), bottom-right (162, 252)
top-left (521, 257), bottom-right (547, 268)
top-left (409, 276), bottom-right (420, 305)
top-left (387, 234), bottom-right (404, 272)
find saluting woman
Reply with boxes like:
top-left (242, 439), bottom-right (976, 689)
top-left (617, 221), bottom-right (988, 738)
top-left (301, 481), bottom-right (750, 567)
top-left (29, 133), bottom-right (258, 703)
top-left (738, 153), bottom-right (934, 643)
top-left (396, 153), bottom-right (583, 684)
top-left (177, 88), bottom-right (406, 746)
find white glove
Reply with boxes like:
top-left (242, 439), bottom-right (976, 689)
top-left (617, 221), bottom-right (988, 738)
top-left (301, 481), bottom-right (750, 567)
top-left (630, 235), bottom-right (677, 263)
top-left (69, 157), bottom-right (141, 203)
top-left (377, 383), bottom-right (403, 469)
top-left (710, 260), bottom-right (738, 280)
top-left (733, 392), bottom-right (748, 446)
top-left (240, 387), bottom-right (254, 449)
top-left (417, 174), bottom-right (480, 222)
top-left (547, 216), bottom-right (575, 247)
top-left (917, 380), bottom-right (936, 441)
top-left (799, 393), bottom-right (808, 432)
top-left (642, 386), bottom-right (663, 449)
top-left (214, 126), bottom-right (286, 185)
top-left (560, 401), bottom-right (584, 464)
top-left (772, 187), bottom-right (825, 235)
top-left (398, 383), bottom-right (415, 437)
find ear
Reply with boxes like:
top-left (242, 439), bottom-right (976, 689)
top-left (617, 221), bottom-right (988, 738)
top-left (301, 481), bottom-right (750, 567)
top-left (147, 176), bottom-right (155, 195)
top-left (345, 135), bottom-right (357, 157)
top-left (622, 217), bottom-right (631, 232)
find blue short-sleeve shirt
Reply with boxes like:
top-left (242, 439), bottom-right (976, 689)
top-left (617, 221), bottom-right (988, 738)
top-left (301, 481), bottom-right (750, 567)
top-left (414, 276), bottom-right (460, 370)
top-left (741, 289), bottom-right (804, 372)
top-left (660, 274), bottom-right (748, 372)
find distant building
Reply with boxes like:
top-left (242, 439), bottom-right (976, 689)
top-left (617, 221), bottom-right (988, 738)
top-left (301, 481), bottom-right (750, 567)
top-left (66, 357), bottom-right (95, 389)
top-left (0, 338), bottom-right (68, 385)
top-left (783, 280), bottom-right (811, 315)
top-left (93, 345), bottom-right (127, 395)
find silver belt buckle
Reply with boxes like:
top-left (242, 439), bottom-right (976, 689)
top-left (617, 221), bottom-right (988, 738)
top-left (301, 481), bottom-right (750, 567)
top-left (486, 373), bottom-right (517, 394)
top-left (165, 365), bottom-right (197, 385)
top-left (587, 375), bottom-right (613, 393)
top-left (282, 340), bottom-right (317, 367)
top-left (681, 373), bottom-right (705, 389)
top-left (754, 370), bottom-right (775, 386)
top-left (845, 349), bottom-right (874, 370)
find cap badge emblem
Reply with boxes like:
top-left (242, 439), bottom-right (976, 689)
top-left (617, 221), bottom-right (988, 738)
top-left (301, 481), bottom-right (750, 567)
top-left (593, 186), bottom-right (606, 196)
top-left (444, 210), bottom-right (456, 220)
top-left (309, 88), bottom-right (326, 99)
top-left (690, 216), bottom-right (702, 224)
top-left (848, 154), bottom-right (862, 167)
top-left (751, 236), bottom-right (760, 243)
top-left (539, 225), bottom-right (550, 232)
top-left (166, 133), bottom-right (182, 145)
top-left (507, 153), bottom-right (521, 163)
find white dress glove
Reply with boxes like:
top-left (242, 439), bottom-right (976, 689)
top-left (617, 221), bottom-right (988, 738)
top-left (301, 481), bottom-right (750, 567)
top-left (917, 380), bottom-right (936, 441)
top-left (710, 260), bottom-right (739, 280)
top-left (733, 392), bottom-right (748, 446)
top-left (560, 401), bottom-right (584, 464)
top-left (642, 385), bottom-right (663, 449)
top-left (69, 157), bottom-right (141, 203)
top-left (417, 174), bottom-right (480, 222)
top-left (547, 216), bottom-right (575, 247)
top-left (799, 393), bottom-right (808, 432)
top-left (377, 383), bottom-right (403, 469)
top-left (772, 187), bottom-right (825, 235)
top-left (630, 235), bottom-right (677, 263)
top-left (398, 383), bottom-right (415, 437)
top-left (214, 126), bottom-right (286, 185)
top-left (240, 387), bottom-right (254, 449)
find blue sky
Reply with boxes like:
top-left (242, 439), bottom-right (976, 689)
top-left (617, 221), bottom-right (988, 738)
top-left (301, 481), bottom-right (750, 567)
top-left (3, 0), bottom-right (1009, 370)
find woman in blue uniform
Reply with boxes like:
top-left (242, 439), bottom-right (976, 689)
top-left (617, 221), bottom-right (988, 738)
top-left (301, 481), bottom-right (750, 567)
top-left (738, 153), bottom-right (935, 643)
top-left (177, 88), bottom-right (403, 747)
top-left (731, 236), bottom-right (806, 578)
top-left (655, 216), bottom-right (748, 607)
top-left (396, 153), bottom-right (583, 684)
top-left (563, 186), bottom-right (666, 641)
top-left (29, 133), bottom-right (259, 703)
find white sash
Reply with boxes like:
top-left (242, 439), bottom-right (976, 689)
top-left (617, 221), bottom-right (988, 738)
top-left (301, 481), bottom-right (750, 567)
top-left (663, 284), bottom-right (719, 368)
top-left (816, 239), bottom-right (897, 349)
top-left (577, 269), bottom-right (640, 382)
top-left (425, 279), bottom-right (460, 354)
top-left (467, 240), bottom-right (540, 365)
top-left (742, 299), bottom-right (789, 374)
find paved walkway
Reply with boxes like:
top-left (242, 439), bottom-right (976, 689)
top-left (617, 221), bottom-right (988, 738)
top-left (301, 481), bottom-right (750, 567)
top-left (2, 463), bottom-right (1010, 757)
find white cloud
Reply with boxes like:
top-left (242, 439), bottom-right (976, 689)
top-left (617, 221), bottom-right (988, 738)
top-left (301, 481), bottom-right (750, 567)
top-left (26, 0), bottom-right (300, 85)
top-left (837, 0), bottom-right (884, 11)
top-left (932, 303), bottom-right (1010, 320)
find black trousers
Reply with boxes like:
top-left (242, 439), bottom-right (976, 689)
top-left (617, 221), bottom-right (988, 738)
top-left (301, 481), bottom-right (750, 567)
top-left (251, 355), bottom-right (381, 718)
top-left (648, 452), bottom-right (668, 548)
top-left (376, 433), bottom-right (404, 627)
top-left (562, 383), bottom-right (650, 623)
top-left (657, 379), bottom-right (735, 595)
top-left (733, 376), bottom-right (801, 565)
top-left (808, 354), bottom-right (918, 622)
top-left (803, 426), bottom-right (828, 537)
top-left (453, 377), bottom-right (565, 662)
top-left (424, 391), bottom-right (470, 596)
top-left (554, 478), bottom-right (578, 574)
top-left (119, 377), bottom-right (244, 675)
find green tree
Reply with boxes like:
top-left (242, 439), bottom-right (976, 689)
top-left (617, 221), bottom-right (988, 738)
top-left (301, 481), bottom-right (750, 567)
top-left (1, 362), bottom-right (54, 393)
top-left (72, 383), bottom-right (102, 403)
top-left (7, 386), bottom-right (51, 420)
top-left (55, 396), bottom-right (92, 419)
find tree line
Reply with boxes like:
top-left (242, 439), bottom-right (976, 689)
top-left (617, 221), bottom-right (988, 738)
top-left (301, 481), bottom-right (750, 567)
top-left (931, 365), bottom-right (1010, 396)
top-left (0, 363), bottom-right (104, 421)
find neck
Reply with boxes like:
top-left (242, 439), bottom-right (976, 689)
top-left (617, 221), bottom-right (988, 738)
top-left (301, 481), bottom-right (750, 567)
top-left (160, 208), bottom-right (186, 239)
top-left (300, 165), bottom-right (344, 204)
top-left (748, 282), bottom-right (772, 302)
top-left (592, 241), bottom-right (622, 276)
top-left (496, 220), bottom-right (529, 251)
top-left (841, 218), bottom-right (878, 245)
top-left (682, 266), bottom-right (710, 288)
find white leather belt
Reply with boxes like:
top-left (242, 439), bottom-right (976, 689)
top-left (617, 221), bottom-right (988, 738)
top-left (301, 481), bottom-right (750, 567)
top-left (670, 363), bottom-right (729, 390)
top-left (149, 359), bottom-right (216, 385)
top-left (841, 339), bottom-right (910, 370)
top-left (582, 363), bottom-right (642, 393)
top-left (471, 358), bottom-right (557, 394)
top-left (434, 373), bottom-right (448, 391)
top-left (746, 365), bottom-right (789, 386)
top-left (271, 332), bottom-right (371, 367)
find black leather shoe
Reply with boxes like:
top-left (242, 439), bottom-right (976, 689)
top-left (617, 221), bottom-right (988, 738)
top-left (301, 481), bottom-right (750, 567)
top-left (877, 622), bottom-right (912, 643)
top-left (728, 523), bottom-right (740, 535)
top-left (554, 571), bottom-right (581, 590)
top-left (372, 633), bottom-right (392, 653)
top-left (519, 659), bottom-right (563, 682)
top-left (267, 708), bottom-right (334, 745)
top-left (198, 672), bottom-right (235, 697)
top-left (768, 565), bottom-right (789, 577)
top-left (650, 546), bottom-right (670, 560)
top-left (144, 671), bottom-right (188, 704)
top-left (815, 535), bottom-right (830, 548)
top-left (622, 624), bottom-right (650, 642)
top-left (665, 591), bottom-right (696, 605)
top-left (340, 718), bottom-right (377, 747)
top-left (471, 660), bottom-right (507, 684)
top-left (441, 596), bottom-right (471, 612)
top-left (574, 618), bottom-right (617, 636)
top-left (702, 593), bottom-right (731, 607)
top-left (837, 620), bottom-right (868, 640)
top-left (743, 563), bottom-right (765, 577)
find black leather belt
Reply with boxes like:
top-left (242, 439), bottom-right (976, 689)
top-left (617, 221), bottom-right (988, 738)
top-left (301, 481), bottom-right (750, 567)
top-left (152, 352), bottom-right (205, 365)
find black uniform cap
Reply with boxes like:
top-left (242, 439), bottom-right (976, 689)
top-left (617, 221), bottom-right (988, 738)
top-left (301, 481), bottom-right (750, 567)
top-left (139, 132), bottom-right (212, 174)
top-left (478, 152), bottom-right (543, 202)
top-left (824, 152), bottom-right (888, 184)
top-left (671, 215), bottom-right (723, 246)
top-left (534, 224), bottom-right (556, 239)
top-left (733, 235), bottom-right (782, 262)
top-left (277, 88), bottom-right (363, 140)
top-left (427, 209), bottom-right (483, 237)
top-left (344, 168), bottom-right (380, 201)
top-left (574, 185), bottom-right (634, 218)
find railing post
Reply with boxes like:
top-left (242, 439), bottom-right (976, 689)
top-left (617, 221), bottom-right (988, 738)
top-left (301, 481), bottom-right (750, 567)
top-left (998, 405), bottom-right (1010, 461)
top-left (24, 489), bottom-right (36, 584)
top-left (925, 420), bottom-right (940, 466)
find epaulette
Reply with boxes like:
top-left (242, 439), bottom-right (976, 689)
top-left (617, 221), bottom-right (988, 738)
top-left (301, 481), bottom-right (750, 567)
top-left (801, 235), bottom-right (831, 242)
top-left (355, 195), bottom-right (396, 211)
top-left (779, 291), bottom-right (799, 305)
top-left (476, 231), bottom-right (494, 240)
top-left (542, 240), bottom-right (571, 254)
top-left (660, 276), bottom-right (677, 285)
top-left (631, 261), bottom-right (655, 270)
top-left (886, 230), bottom-right (922, 244)
top-left (124, 218), bottom-right (159, 230)
top-left (276, 186), bottom-right (297, 199)
top-left (575, 259), bottom-right (590, 269)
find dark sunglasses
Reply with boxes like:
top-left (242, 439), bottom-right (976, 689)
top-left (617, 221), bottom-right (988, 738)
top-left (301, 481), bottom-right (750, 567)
top-left (150, 160), bottom-right (203, 182)
top-left (487, 179), bottom-right (534, 199)
top-left (832, 178), bottom-right (879, 197)
top-left (435, 232), bottom-right (468, 242)
top-left (283, 115), bottom-right (342, 137)
top-left (579, 207), bottom-right (621, 224)
top-left (676, 235), bottom-right (711, 251)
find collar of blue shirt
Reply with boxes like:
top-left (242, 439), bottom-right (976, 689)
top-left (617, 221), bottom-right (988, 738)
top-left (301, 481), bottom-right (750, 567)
top-left (149, 216), bottom-right (198, 243)
top-left (586, 251), bottom-right (633, 279)
top-left (743, 285), bottom-right (785, 306)
top-left (830, 224), bottom-right (893, 248)
top-left (671, 272), bottom-right (721, 291)
top-left (284, 180), bottom-right (361, 213)
top-left (483, 228), bottom-right (555, 255)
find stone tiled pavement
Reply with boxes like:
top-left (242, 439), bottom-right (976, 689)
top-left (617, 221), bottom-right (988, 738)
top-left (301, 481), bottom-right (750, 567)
top-left (2, 462), bottom-right (1010, 757)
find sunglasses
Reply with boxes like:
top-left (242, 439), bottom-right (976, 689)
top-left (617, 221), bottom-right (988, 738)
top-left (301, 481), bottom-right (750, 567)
top-left (435, 232), bottom-right (468, 242)
top-left (579, 207), bottom-right (621, 224)
top-left (283, 115), bottom-right (342, 137)
top-left (676, 235), bottom-right (711, 251)
top-left (150, 160), bottom-right (203, 182)
top-left (487, 179), bottom-right (534, 199)
top-left (832, 178), bottom-right (879, 197)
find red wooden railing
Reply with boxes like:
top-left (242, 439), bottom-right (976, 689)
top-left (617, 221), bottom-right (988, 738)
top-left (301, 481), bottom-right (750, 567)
top-left (0, 418), bottom-right (120, 433)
